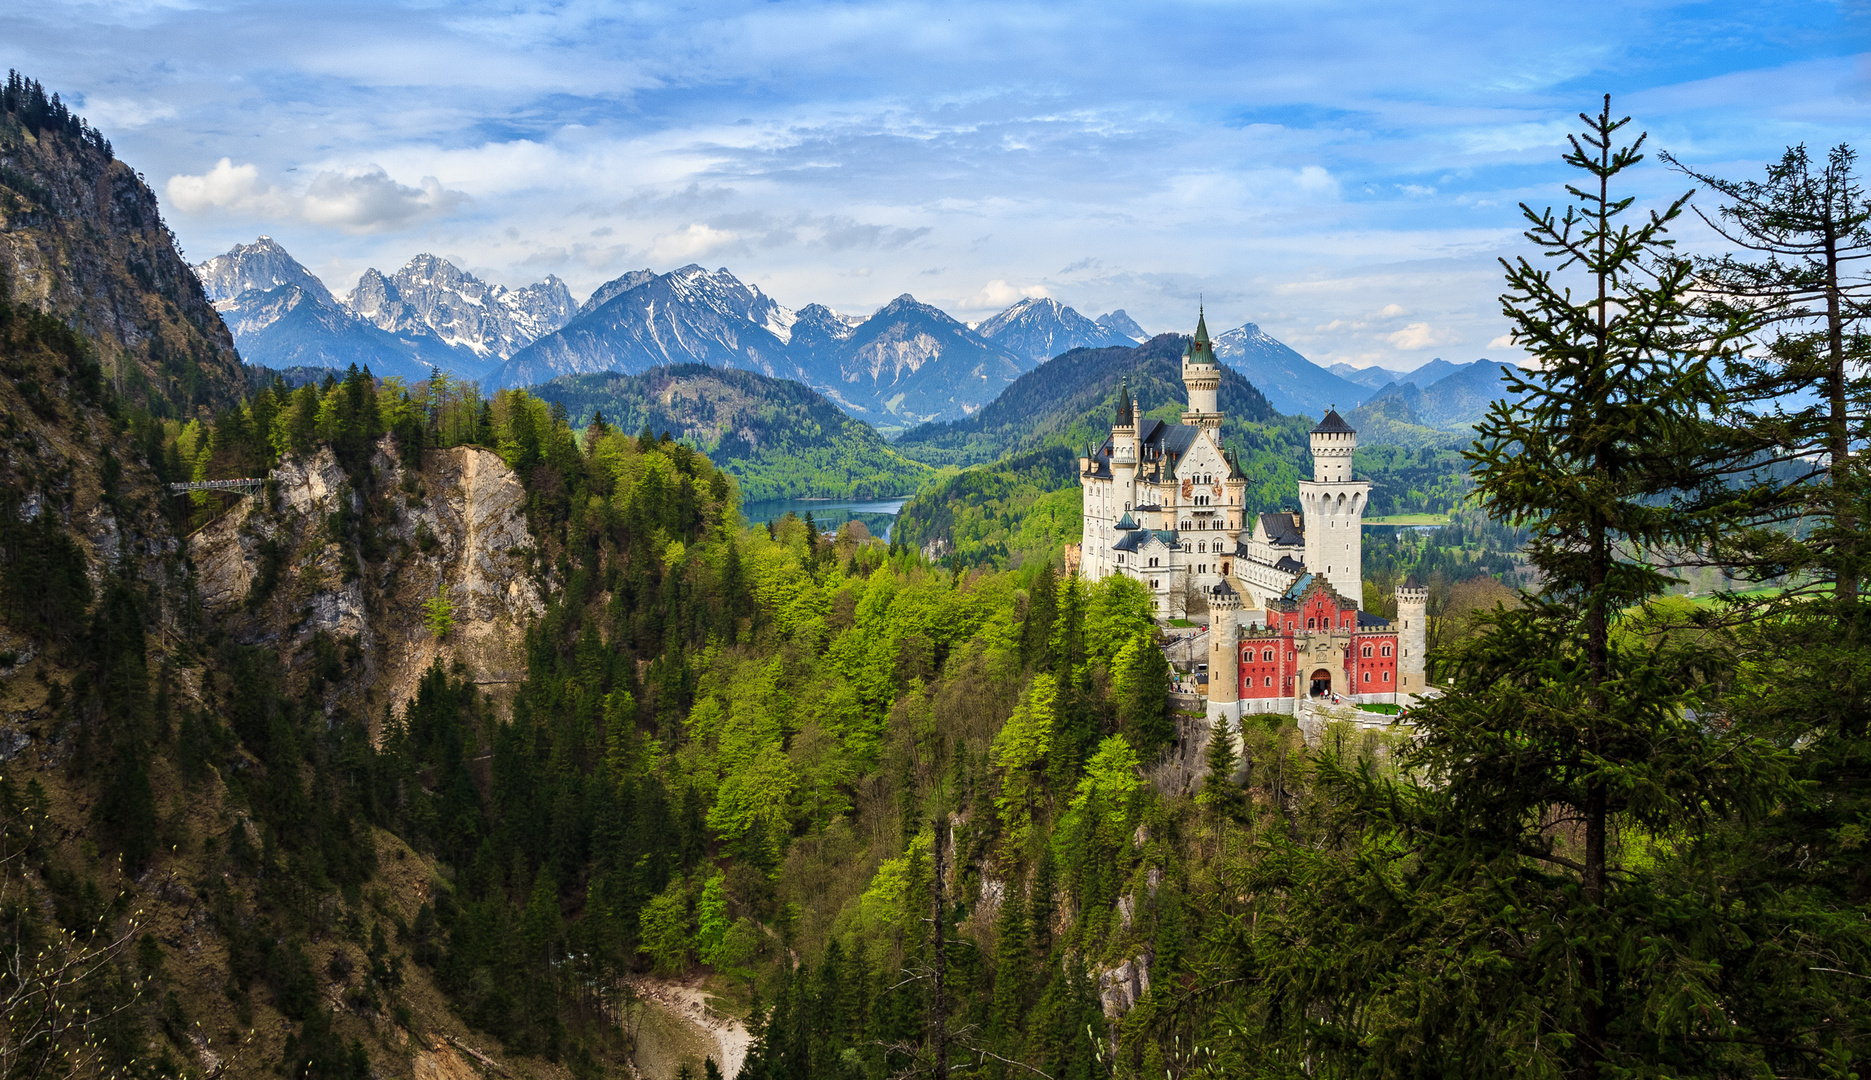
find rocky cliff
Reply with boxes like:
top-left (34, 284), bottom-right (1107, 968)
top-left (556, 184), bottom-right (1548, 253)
top-left (190, 440), bottom-right (545, 721)
top-left (0, 93), bottom-right (244, 416)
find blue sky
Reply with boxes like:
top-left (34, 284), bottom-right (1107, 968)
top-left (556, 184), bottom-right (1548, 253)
top-left (9, 0), bottom-right (1869, 369)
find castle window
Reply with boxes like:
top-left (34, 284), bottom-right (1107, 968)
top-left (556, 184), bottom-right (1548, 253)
top-left (1362, 646), bottom-right (1373, 658)
top-left (1363, 672), bottom-right (1370, 682)
top-left (1382, 645), bottom-right (1392, 657)
top-left (1307, 618), bottom-right (1315, 629)
top-left (1264, 676), bottom-right (1272, 687)
top-left (1263, 649), bottom-right (1274, 661)
top-left (1384, 671), bottom-right (1391, 682)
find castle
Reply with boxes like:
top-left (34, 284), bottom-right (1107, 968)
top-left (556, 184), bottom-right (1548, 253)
top-left (1076, 313), bottom-right (1427, 719)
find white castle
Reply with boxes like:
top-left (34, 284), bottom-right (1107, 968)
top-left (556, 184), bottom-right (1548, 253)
top-left (1076, 311), bottom-right (1427, 717)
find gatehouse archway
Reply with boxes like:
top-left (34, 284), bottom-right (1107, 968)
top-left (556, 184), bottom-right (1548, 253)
top-left (1309, 669), bottom-right (1332, 698)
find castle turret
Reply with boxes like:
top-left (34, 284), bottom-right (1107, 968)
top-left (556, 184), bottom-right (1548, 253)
top-left (1396, 576), bottom-right (1428, 701)
top-left (1112, 378), bottom-right (1139, 512)
top-left (1298, 409), bottom-right (1371, 607)
top-left (1181, 309), bottom-right (1222, 429)
top-left (1206, 577), bottom-right (1242, 727)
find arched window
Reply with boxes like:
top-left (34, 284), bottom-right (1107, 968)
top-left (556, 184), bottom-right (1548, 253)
top-left (1264, 676), bottom-right (1272, 687)
top-left (1363, 671), bottom-right (1370, 682)
top-left (1263, 649), bottom-right (1274, 662)
top-left (1307, 618), bottom-right (1316, 629)
top-left (1382, 645), bottom-right (1392, 657)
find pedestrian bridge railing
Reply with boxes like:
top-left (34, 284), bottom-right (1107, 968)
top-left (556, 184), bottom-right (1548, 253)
top-left (168, 477), bottom-right (268, 493)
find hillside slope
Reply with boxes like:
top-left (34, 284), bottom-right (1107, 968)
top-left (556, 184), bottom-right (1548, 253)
top-left (893, 333), bottom-right (1283, 468)
top-left (0, 79), bottom-right (244, 415)
top-left (526, 364), bottom-right (933, 501)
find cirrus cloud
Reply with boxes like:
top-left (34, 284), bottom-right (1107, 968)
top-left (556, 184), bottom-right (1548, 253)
top-left (165, 158), bottom-right (469, 235)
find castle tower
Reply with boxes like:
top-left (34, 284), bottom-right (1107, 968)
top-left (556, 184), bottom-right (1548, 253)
top-left (1181, 309), bottom-right (1223, 429)
top-left (1206, 578), bottom-right (1242, 726)
top-left (1396, 576), bottom-right (1428, 701)
top-left (1112, 378), bottom-right (1139, 513)
top-left (1297, 409), bottom-right (1371, 607)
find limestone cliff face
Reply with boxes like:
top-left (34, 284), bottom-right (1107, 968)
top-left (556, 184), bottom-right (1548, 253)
top-left (190, 440), bottom-right (545, 723)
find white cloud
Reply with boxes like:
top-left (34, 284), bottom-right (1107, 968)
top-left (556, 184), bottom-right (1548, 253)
top-left (1487, 333), bottom-right (1517, 349)
top-left (1384, 322), bottom-right (1457, 349)
top-left (649, 223), bottom-right (740, 262)
top-left (165, 159), bottom-right (469, 234)
top-left (961, 279), bottom-right (1048, 311)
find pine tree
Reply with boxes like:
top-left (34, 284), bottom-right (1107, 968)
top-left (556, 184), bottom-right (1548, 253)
top-left (1662, 143), bottom-right (1871, 610)
top-left (423, 584), bottom-right (456, 640)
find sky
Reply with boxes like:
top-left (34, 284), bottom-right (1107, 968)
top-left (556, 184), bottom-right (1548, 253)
top-left (8, 1), bottom-right (1870, 370)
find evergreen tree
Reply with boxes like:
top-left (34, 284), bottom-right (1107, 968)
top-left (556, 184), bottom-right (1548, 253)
top-left (1663, 143), bottom-right (1871, 610)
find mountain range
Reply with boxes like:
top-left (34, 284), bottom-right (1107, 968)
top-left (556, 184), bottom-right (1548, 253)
top-left (193, 237), bottom-right (1531, 436)
top-left (1351, 359), bottom-right (1528, 439)
top-left (194, 239), bottom-right (1143, 428)
top-left (193, 237), bottom-right (568, 383)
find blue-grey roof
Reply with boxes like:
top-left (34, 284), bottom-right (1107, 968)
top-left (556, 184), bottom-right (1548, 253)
top-left (1150, 423), bottom-right (1201, 457)
top-left (1356, 611), bottom-right (1391, 629)
top-left (1115, 511), bottom-right (1139, 530)
top-left (1259, 512), bottom-right (1304, 546)
top-left (1312, 409), bottom-right (1356, 434)
top-left (1282, 573), bottom-right (1315, 601)
top-left (1274, 556), bottom-right (1307, 574)
top-left (1112, 528), bottom-right (1179, 553)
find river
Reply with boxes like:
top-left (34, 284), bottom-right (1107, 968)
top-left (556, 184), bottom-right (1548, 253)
top-left (740, 496), bottom-right (908, 541)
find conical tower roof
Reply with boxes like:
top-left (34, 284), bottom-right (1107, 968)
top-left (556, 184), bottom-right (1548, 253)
top-left (1189, 307), bottom-right (1217, 366)
top-left (1115, 377), bottom-right (1133, 427)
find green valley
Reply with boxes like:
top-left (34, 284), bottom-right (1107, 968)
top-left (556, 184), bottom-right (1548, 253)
top-left (526, 365), bottom-right (933, 502)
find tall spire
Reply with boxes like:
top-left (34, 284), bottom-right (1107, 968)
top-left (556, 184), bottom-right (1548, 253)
top-left (1195, 302), bottom-right (1209, 346)
top-left (1115, 376), bottom-right (1132, 427)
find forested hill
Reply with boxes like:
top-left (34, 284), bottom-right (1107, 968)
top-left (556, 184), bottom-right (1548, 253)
top-left (891, 445), bottom-right (1083, 569)
top-left (526, 364), bottom-right (933, 501)
top-left (892, 333), bottom-right (1283, 468)
top-left (0, 74), bottom-right (245, 416)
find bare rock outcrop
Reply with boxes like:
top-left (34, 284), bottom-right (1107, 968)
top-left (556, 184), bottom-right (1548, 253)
top-left (188, 440), bottom-right (544, 727)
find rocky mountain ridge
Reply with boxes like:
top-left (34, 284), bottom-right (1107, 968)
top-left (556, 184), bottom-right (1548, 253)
top-left (192, 240), bottom-right (577, 383)
top-left (1, 91), bottom-right (245, 415)
top-left (974, 296), bottom-right (1138, 363)
top-left (345, 253), bottom-right (575, 360)
top-left (193, 238), bottom-right (1161, 428)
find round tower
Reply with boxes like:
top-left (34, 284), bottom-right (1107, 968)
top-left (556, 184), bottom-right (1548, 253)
top-left (1206, 578), bottom-right (1242, 727)
top-left (1181, 309), bottom-right (1223, 428)
top-left (1297, 408), bottom-right (1371, 608)
top-left (1112, 378), bottom-right (1139, 512)
top-left (1395, 576), bottom-right (1428, 701)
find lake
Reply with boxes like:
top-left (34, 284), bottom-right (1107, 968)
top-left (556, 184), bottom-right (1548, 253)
top-left (741, 496), bottom-right (909, 541)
